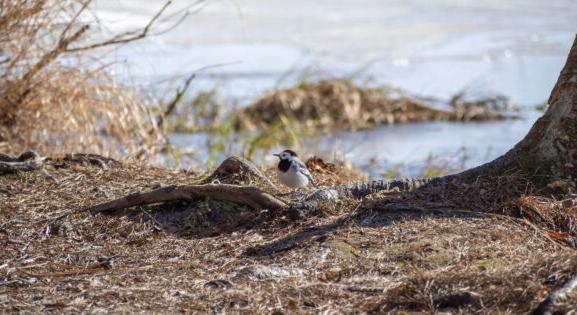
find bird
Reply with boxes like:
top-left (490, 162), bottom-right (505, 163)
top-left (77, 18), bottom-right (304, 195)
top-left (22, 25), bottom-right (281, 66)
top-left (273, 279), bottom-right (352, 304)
top-left (273, 149), bottom-right (314, 189)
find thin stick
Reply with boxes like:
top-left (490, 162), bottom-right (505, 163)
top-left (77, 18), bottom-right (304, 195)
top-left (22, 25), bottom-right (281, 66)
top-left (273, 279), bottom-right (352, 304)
top-left (65, 1), bottom-right (172, 53)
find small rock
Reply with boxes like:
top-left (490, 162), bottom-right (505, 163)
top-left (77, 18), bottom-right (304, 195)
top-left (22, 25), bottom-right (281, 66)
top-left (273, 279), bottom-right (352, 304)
top-left (92, 186), bottom-right (111, 198)
top-left (150, 182), bottom-right (165, 190)
top-left (235, 264), bottom-right (305, 280)
top-left (561, 198), bottom-right (575, 209)
top-left (306, 189), bottom-right (339, 203)
top-left (204, 279), bottom-right (233, 289)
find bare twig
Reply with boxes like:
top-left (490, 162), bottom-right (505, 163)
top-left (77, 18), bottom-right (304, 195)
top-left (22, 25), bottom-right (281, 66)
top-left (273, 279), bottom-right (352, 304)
top-left (157, 72), bottom-right (196, 128)
top-left (65, 1), bottom-right (173, 53)
top-left (155, 61), bottom-right (242, 128)
top-left (151, 0), bottom-right (207, 37)
top-left (21, 25), bottom-right (89, 84)
top-left (59, 0), bottom-right (92, 40)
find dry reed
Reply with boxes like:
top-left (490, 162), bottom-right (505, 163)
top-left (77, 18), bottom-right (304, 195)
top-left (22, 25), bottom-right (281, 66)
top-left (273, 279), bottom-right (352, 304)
top-left (0, 0), bottom-right (162, 158)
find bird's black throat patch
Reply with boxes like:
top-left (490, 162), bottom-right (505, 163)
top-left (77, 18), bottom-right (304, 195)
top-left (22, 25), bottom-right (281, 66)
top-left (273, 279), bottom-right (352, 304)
top-left (278, 159), bottom-right (291, 172)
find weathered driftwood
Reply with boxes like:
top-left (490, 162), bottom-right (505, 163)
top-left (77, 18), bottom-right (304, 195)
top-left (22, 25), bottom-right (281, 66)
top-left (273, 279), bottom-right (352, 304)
top-left (0, 151), bottom-right (43, 174)
top-left (86, 184), bottom-right (286, 214)
top-left (47, 157), bottom-right (284, 223)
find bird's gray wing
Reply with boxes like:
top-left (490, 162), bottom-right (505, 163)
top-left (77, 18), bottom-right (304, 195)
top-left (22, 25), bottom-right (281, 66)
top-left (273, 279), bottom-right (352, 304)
top-left (293, 160), bottom-right (315, 186)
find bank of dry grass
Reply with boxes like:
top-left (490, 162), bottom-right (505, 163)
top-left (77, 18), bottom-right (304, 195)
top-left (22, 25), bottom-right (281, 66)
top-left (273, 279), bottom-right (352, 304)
top-left (1, 157), bottom-right (576, 313)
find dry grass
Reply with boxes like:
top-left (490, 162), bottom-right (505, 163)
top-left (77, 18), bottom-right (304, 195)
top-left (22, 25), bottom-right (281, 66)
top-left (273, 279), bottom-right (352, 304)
top-left (236, 79), bottom-right (516, 131)
top-left (1, 156), bottom-right (577, 313)
top-left (0, 0), bottom-right (162, 158)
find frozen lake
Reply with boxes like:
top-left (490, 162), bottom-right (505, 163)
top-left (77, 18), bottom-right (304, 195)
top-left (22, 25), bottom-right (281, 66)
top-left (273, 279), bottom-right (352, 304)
top-left (94, 0), bottom-right (577, 177)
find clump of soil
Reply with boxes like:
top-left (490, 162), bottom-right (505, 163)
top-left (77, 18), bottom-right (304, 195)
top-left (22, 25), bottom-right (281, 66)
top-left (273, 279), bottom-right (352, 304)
top-left (236, 79), bottom-right (516, 131)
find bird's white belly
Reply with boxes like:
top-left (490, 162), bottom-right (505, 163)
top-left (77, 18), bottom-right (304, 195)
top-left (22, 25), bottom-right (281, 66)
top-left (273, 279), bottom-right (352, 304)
top-left (278, 169), bottom-right (309, 188)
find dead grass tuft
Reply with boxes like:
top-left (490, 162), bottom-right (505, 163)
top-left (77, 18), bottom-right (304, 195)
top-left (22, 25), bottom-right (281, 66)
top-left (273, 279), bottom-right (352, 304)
top-left (305, 156), bottom-right (367, 185)
top-left (0, 0), bottom-right (162, 158)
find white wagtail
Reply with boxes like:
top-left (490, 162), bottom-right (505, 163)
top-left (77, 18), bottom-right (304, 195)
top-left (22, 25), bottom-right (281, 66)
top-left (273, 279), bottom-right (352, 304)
top-left (273, 149), bottom-right (315, 189)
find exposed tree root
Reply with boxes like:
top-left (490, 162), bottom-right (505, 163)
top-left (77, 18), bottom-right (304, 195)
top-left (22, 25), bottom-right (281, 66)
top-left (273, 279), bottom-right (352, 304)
top-left (533, 273), bottom-right (577, 315)
top-left (0, 151), bottom-right (43, 174)
top-left (61, 153), bottom-right (120, 170)
top-left (332, 177), bottom-right (439, 199)
top-left (86, 184), bottom-right (286, 214)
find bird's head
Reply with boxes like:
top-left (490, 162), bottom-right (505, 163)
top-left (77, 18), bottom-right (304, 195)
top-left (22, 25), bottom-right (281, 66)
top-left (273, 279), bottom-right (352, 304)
top-left (273, 149), bottom-right (298, 161)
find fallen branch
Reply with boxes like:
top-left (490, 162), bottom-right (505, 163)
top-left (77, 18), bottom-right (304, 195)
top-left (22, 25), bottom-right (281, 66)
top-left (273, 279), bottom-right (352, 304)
top-left (45, 156), bottom-right (284, 225)
top-left (48, 183), bottom-right (286, 225)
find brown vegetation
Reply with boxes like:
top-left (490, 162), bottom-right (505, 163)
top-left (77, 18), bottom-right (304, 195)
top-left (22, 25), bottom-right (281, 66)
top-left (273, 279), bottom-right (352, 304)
top-left (2, 0), bottom-right (577, 313)
top-left (1, 156), bottom-right (577, 313)
top-left (236, 79), bottom-right (516, 131)
top-left (0, 0), bottom-right (163, 158)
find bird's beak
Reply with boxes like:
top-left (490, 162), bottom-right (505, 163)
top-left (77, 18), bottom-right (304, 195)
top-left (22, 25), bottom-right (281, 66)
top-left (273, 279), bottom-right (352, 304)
top-left (273, 153), bottom-right (280, 158)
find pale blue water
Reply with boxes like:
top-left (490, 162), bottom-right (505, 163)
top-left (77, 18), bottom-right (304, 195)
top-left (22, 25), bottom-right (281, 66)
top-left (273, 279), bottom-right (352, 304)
top-left (94, 0), bottom-right (577, 177)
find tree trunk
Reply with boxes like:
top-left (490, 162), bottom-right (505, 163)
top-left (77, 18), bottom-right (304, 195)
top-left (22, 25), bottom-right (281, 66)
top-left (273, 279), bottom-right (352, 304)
top-left (450, 35), bottom-right (577, 194)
